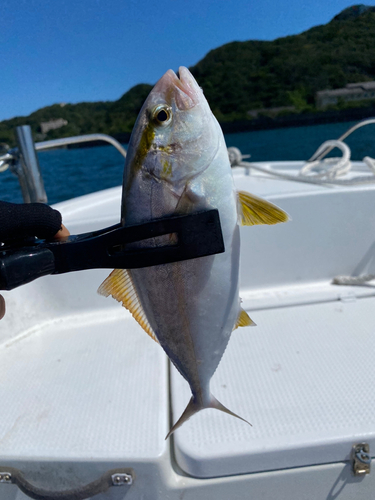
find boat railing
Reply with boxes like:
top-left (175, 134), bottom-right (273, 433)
top-left (0, 126), bottom-right (127, 203)
top-left (236, 117), bottom-right (375, 186)
top-left (34, 133), bottom-right (127, 158)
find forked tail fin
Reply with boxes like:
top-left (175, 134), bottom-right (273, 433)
top-left (166, 394), bottom-right (251, 439)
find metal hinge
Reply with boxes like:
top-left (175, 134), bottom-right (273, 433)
top-left (111, 473), bottom-right (133, 486)
top-left (352, 443), bottom-right (371, 476)
top-left (0, 472), bottom-right (12, 483)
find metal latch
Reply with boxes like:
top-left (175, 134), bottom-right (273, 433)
top-left (352, 443), bottom-right (371, 476)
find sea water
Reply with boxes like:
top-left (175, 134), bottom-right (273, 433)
top-left (1, 120), bottom-right (374, 205)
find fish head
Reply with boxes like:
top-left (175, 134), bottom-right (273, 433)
top-left (124, 66), bottom-right (220, 193)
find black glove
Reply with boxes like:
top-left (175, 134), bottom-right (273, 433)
top-left (0, 201), bottom-right (63, 242)
top-left (0, 201), bottom-right (68, 320)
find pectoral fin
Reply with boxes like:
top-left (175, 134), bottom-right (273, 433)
top-left (234, 308), bottom-right (256, 329)
top-left (98, 269), bottom-right (159, 344)
top-left (237, 190), bottom-right (289, 226)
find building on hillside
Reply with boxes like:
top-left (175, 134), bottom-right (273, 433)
top-left (40, 118), bottom-right (68, 134)
top-left (316, 82), bottom-right (375, 108)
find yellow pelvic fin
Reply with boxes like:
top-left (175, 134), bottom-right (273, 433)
top-left (237, 190), bottom-right (289, 226)
top-left (234, 308), bottom-right (256, 329)
top-left (98, 269), bottom-right (159, 344)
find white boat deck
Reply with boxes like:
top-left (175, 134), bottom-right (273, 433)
top-left (1, 162), bottom-right (375, 498)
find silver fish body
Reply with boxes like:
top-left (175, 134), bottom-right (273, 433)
top-left (99, 67), bottom-right (288, 436)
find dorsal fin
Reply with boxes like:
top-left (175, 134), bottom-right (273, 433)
top-left (234, 308), bottom-right (256, 329)
top-left (237, 190), bottom-right (289, 226)
top-left (98, 269), bottom-right (159, 343)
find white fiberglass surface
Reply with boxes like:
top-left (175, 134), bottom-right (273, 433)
top-left (238, 185), bottom-right (375, 291)
top-left (0, 190), bottom-right (168, 462)
top-left (171, 295), bottom-right (375, 478)
top-left (0, 305), bottom-right (167, 460)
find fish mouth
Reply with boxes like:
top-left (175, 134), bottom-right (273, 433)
top-left (153, 66), bottom-right (201, 110)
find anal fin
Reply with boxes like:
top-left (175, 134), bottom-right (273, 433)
top-left (234, 308), bottom-right (256, 329)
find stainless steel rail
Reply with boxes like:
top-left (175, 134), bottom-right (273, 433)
top-left (35, 134), bottom-right (127, 159)
top-left (15, 126), bottom-right (48, 203)
top-left (0, 131), bottom-right (127, 203)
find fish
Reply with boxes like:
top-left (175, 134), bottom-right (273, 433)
top-left (98, 66), bottom-right (288, 438)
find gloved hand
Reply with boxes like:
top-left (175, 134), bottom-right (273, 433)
top-left (0, 201), bottom-right (70, 319)
top-left (0, 201), bottom-right (69, 242)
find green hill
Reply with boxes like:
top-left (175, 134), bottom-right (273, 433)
top-left (190, 4), bottom-right (375, 121)
top-left (0, 84), bottom-right (153, 147)
top-left (1, 4), bottom-right (375, 146)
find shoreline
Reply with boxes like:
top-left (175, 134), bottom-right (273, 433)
top-left (64, 105), bottom-right (375, 149)
top-left (220, 105), bottom-right (375, 135)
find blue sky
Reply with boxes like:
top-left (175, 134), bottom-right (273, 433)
top-left (1, 0), bottom-right (374, 121)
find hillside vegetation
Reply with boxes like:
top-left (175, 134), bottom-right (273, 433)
top-left (191, 5), bottom-right (375, 122)
top-left (1, 4), bottom-right (375, 146)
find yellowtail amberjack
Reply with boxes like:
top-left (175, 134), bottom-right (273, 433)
top-left (99, 67), bottom-right (288, 437)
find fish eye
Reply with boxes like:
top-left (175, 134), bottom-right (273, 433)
top-left (151, 105), bottom-right (172, 126)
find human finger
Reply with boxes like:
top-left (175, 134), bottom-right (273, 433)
top-left (54, 224), bottom-right (70, 240)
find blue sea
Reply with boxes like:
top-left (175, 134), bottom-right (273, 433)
top-left (1, 120), bottom-right (374, 206)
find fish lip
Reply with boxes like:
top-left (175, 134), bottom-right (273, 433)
top-left (153, 67), bottom-right (200, 109)
top-left (178, 66), bottom-right (200, 93)
top-left (177, 66), bottom-right (201, 108)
